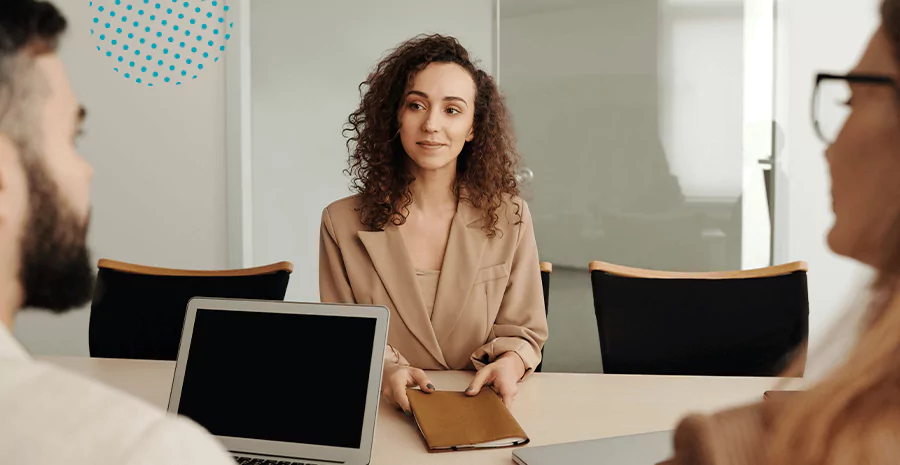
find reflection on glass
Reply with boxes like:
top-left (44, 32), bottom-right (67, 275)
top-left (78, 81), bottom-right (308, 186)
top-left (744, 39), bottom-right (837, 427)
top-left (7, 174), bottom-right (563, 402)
top-left (499, 0), bottom-right (774, 372)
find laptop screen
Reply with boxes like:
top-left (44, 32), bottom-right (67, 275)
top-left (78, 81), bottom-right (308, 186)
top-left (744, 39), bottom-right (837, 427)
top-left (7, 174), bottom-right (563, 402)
top-left (176, 308), bottom-right (376, 449)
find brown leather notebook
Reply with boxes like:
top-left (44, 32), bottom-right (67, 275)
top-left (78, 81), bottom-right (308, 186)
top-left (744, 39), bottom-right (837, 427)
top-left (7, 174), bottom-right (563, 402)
top-left (407, 389), bottom-right (530, 452)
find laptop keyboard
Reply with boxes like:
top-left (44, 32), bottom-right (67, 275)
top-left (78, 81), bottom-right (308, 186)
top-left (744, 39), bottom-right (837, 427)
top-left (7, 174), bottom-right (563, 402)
top-left (233, 457), bottom-right (314, 465)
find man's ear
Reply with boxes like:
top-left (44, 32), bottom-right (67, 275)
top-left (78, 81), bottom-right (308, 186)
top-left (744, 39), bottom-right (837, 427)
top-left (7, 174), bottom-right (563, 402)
top-left (0, 133), bottom-right (27, 225)
top-left (0, 132), bottom-right (32, 235)
top-left (0, 135), bottom-right (15, 232)
top-left (0, 134), bottom-right (14, 192)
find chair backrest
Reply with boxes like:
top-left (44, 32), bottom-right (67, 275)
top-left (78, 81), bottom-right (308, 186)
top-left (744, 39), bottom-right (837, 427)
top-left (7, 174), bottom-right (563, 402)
top-left (540, 262), bottom-right (552, 317)
top-left (590, 261), bottom-right (809, 377)
top-left (89, 259), bottom-right (293, 361)
top-left (536, 262), bottom-right (552, 373)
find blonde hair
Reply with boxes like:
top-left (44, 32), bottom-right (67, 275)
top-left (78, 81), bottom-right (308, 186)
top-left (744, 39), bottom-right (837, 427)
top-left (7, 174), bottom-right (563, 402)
top-left (767, 4), bottom-right (900, 461)
top-left (769, 288), bottom-right (900, 465)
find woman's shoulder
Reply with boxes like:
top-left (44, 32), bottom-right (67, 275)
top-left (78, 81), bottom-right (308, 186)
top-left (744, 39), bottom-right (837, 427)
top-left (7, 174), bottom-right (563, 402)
top-left (497, 194), bottom-right (531, 225)
top-left (499, 193), bottom-right (525, 208)
top-left (324, 194), bottom-right (362, 212)
top-left (465, 194), bottom-right (532, 240)
top-left (322, 194), bottom-right (363, 230)
top-left (664, 402), bottom-right (770, 465)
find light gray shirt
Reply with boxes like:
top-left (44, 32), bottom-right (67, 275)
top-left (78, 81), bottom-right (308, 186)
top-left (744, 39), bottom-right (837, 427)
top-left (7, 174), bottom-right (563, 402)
top-left (0, 323), bottom-right (235, 464)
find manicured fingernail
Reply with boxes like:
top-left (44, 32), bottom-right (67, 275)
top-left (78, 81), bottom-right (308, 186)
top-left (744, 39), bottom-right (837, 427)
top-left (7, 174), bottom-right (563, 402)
top-left (427, 384), bottom-right (435, 390)
top-left (404, 410), bottom-right (412, 417)
top-left (465, 387), bottom-right (474, 393)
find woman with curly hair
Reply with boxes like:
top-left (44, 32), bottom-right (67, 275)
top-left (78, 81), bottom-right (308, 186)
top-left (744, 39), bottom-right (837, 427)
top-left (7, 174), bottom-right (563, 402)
top-left (319, 34), bottom-right (548, 414)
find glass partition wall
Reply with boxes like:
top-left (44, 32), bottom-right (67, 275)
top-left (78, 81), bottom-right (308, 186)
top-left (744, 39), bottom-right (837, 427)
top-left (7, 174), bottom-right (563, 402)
top-left (498, 0), bottom-right (776, 372)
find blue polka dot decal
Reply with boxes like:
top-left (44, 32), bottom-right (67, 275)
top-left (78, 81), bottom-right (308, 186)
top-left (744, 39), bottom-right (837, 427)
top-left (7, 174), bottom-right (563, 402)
top-left (90, 0), bottom-right (233, 87)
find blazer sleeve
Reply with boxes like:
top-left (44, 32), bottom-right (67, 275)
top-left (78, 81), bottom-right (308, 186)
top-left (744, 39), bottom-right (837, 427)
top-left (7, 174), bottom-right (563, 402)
top-left (319, 207), bottom-right (355, 304)
top-left (470, 200), bottom-right (549, 376)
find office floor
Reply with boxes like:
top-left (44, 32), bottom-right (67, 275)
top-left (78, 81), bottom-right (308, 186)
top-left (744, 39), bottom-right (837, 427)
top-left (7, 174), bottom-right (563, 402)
top-left (540, 268), bottom-right (605, 373)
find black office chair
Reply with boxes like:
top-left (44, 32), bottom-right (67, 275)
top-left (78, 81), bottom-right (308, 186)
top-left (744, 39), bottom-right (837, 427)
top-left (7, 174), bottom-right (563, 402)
top-left (535, 262), bottom-right (552, 373)
top-left (89, 259), bottom-right (293, 361)
top-left (590, 261), bottom-right (809, 377)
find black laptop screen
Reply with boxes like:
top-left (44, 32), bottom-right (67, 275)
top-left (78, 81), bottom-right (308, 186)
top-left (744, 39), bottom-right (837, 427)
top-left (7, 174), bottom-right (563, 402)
top-left (176, 308), bottom-right (376, 449)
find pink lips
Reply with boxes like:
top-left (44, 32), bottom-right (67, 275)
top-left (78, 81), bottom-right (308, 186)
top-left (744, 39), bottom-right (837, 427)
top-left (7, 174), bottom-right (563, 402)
top-left (417, 141), bottom-right (446, 148)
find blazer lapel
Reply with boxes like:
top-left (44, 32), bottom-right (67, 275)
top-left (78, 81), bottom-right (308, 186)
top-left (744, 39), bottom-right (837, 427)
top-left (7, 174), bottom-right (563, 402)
top-left (358, 227), bottom-right (448, 368)
top-left (430, 200), bottom-right (488, 346)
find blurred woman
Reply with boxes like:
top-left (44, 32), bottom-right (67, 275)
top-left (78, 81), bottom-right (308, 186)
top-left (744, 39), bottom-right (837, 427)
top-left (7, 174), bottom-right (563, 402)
top-left (662, 2), bottom-right (900, 464)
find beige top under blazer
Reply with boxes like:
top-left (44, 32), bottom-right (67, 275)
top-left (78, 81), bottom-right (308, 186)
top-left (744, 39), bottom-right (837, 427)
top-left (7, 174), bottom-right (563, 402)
top-left (319, 194), bottom-right (548, 372)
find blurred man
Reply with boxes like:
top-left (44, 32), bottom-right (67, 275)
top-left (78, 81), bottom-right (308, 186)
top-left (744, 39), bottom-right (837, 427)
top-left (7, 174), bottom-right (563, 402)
top-left (0, 1), bottom-right (234, 463)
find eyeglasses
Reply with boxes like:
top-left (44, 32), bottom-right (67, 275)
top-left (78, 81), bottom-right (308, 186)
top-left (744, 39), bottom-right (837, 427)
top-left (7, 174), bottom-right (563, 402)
top-left (812, 73), bottom-right (899, 144)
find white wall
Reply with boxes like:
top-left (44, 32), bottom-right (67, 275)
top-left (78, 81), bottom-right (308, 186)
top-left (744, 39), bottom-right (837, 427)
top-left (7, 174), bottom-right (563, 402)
top-left (775, 0), bottom-right (879, 352)
top-left (249, 0), bottom-right (496, 301)
top-left (14, 0), bottom-right (228, 356)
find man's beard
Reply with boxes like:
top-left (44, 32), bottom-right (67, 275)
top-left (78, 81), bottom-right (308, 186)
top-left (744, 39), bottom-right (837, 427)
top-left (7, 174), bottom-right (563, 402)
top-left (19, 158), bottom-right (94, 313)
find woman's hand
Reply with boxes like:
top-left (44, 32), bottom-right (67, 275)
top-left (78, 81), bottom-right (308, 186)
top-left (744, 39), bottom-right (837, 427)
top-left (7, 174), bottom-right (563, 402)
top-left (382, 363), bottom-right (436, 415)
top-left (465, 352), bottom-right (527, 409)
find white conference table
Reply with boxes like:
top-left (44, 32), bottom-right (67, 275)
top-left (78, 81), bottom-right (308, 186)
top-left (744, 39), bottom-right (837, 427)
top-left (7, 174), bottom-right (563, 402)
top-left (40, 356), bottom-right (801, 465)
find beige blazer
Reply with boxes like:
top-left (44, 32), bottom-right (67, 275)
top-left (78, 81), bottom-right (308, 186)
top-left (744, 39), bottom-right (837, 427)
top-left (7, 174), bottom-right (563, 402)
top-left (319, 194), bottom-right (548, 372)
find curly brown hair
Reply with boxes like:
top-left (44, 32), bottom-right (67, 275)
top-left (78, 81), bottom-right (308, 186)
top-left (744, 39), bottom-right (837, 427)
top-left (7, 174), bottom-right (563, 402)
top-left (343, 34), bottom-right (520, 237)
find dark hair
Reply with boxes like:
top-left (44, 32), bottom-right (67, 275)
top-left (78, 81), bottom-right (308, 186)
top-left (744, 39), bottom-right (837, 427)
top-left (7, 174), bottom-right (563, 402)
top-left (0, 0), bottom-right (67, 148)
top-left (343, 34), bottom-right (520, 237)
top-left (884, 0), bottom-right (900, 61)
top-left (0, 0), bottom-right (66, 56)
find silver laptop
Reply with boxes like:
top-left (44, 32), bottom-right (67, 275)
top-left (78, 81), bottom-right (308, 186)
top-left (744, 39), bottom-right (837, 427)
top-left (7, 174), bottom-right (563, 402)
top-left (512, 430), bottom-right (673, 465)
top-left (168, 297), bottom-right (389, 465)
